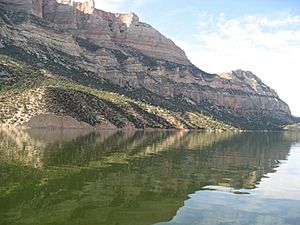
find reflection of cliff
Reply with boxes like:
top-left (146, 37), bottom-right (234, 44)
top-left (0, 128), bottom-right (237, 167)
top-left (0, 129), bottom-right (299, 225)
top-left (0, 127), bottom-right (100, 167)
top-left (0, 127), bottom-right (45, 168)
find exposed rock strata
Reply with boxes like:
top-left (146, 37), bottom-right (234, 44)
top-left (0, 0), bottom-right (43, 17)
top-left (0, 0), bottom-right (189, 64)
top-left (0, 1), bottom-right (297, 130)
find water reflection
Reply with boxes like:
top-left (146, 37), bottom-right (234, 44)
top-left (0, 128), bottom-right (299, 225)
top-left (156, 144), bottom-right (300, 225)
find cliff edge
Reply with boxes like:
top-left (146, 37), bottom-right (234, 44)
top-left (0, 0), bottom-right (297, 130)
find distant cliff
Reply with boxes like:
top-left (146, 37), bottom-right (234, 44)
top-left (0, 0), bottom-right (297, 130)
top-left (0, 0), bottom-right (189, 64)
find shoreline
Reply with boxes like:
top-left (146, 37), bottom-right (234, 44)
top-left (2, 123), bottom-right (296, 132)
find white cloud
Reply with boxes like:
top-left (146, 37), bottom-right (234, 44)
top-left (258, 15), bottom-right (300, 27)
top-left (132, 0), bottom-right (150, 9)
top-left (174, 12), bottom-right (300, 116)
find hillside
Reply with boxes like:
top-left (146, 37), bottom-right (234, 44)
top-left (0, 0), bottom-right (298, 130)
top-left (0, 54), bottom-right (236, 130)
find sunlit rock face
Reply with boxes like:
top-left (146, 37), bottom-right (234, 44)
top-left (215, 70), bottom-right (291, 113)
top-left (0, 0), bottom-right (296, 129)
top-left (74, 0), bottom-right (94, 14)
top-left (40, 0), bottom-right (190, 64)
top-left (42, 0), bottom-right (77, 29)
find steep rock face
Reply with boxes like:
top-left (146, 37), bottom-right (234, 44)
top-left (41, 0), bottom-right (189, 64)
top-left (75, 0), bottom-right (94, 14)
top-left (0, 0), bottom-right (43, 17)
top-left (0, 1), bottom-right (296, 129)
top-left (112, 13), bottom-right (189, 65)
top-left (217, 70), bottom-right (290, 112)
top-left (42, 0), bottom-right (77, 29)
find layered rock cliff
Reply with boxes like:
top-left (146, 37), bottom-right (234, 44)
top-left (0, 0), bottom-right (43, 17)
top-left (0, 0), bottom-right (188, 63)
top-left (0, 0), bottom-right (297, 130)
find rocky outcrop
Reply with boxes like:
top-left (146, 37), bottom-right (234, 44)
top-left (216, 69), bottom-right (290, 112)
top-left (75, 0), bottom-right (94, 14)
top-left (0, 0), bottom-right (186, 63)
top-left (0, 1), bottom-right (297, 130)
top-left (0, 0), bottom-right (43, 17)
top-left (25, 114), bottom-right (93, 129)
top-left (42, 0), bottom-right (77, 29)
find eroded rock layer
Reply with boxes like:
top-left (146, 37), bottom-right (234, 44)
top-left (0, 0), bottom-right (297, 130)
top-left (0, 0), bottom-right (41, 16)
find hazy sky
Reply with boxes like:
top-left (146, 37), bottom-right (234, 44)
top-left (92, 0), bottom-right (300, 116)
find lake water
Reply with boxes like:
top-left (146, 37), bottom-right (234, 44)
top-left (0, 129), bottom-right (300, 225)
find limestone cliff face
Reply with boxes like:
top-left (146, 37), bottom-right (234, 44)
top-left (0, 0), bottom-right (296, 129)
top-left (42, 0), bottom-right (77, 29)
top-left (0, 0), bottom-right (43, 17)
top-left (40, 0), bottom-right (189, 64)
top-left (216, 70), bottom-right (290, 112)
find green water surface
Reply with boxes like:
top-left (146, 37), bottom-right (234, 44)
top-left (0, 129), bottom-right (299, 225)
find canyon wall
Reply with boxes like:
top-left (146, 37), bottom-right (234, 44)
top-left (40, 0), bottom-right (190, 64)
top-left (0, 0), bottom-right (43, 17)
top-left (0, 0), bottom-right (294, 129)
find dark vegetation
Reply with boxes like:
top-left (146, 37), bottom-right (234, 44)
top-left (0, 8), bottom-right (297, 130)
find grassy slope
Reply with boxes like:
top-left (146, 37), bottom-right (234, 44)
top-left (283, 123), bottom-right (300, 131)
top-left (0, 54), bottom-right (236, 130)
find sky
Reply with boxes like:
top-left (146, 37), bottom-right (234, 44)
top-left (92, 0), bottom-right (300, 116)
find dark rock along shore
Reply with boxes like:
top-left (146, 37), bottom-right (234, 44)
top-left (0, 0), bottom-right (298, 130)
